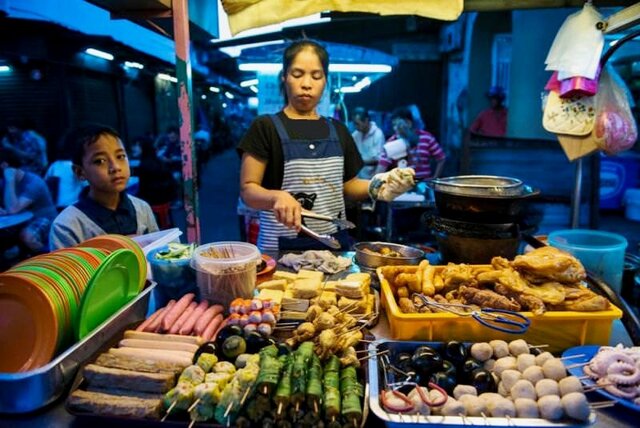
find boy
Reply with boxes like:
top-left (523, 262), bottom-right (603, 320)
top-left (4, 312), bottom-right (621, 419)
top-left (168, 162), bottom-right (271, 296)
top-left (49, 124), bottom-right (158, 249)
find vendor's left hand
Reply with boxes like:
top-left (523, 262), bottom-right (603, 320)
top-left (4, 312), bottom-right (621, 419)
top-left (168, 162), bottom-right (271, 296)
top-left (369, 168), bottom-right (416, 202)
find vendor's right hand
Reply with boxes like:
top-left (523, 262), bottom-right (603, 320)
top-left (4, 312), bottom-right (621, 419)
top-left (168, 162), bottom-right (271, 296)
top-left (272, 191), bottom-right (302, 231)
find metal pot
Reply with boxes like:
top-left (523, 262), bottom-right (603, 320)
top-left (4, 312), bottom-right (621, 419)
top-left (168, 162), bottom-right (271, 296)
top-left (428, 175), bottom-right (525, 197)
top-left (353, 242), bottom-right (424, 268)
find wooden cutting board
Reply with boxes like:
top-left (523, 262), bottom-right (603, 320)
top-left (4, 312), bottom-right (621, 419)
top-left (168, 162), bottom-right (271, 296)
top-left (557, 130), bottom-right (599, 161)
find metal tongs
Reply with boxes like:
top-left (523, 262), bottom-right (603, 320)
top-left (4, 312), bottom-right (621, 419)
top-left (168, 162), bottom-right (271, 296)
top-left (299, 224), bottom-right (341, 249)
top-left (412, 293), bottom-right (531, 334)
top-left (301, 209), bottom-right (355, 229)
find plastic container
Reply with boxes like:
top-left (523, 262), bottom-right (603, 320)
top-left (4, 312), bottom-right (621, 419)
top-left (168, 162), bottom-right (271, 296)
top-left (192, 241), bottom-right (260, 308)
top-left (599, 154), bottom-right (640, 209)
top-left (132, 228), bottom-right (182, 256)
top-left (147, 245), bottom-right (197, 301)
top-left (378, 266), bottom-right (623, 354)
top-left (623, 188), bottom-right (640, 221)
top-left (548, 229), bottom-right (628, 294)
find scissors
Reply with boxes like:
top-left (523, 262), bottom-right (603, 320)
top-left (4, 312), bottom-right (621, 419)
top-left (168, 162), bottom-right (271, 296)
top-left (412, 293), bottom-right (531, 334)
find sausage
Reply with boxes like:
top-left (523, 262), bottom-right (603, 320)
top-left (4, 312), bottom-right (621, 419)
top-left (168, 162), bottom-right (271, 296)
top-left (194, 304), bottom-right (224, 336)
top-left (123, 330), bottom-right (203, 345)
top-left (118, 338), bottom-right (199, 354)
top-left (168, 301), bottom-right (198, 334)
top-left (108, 347), bottom-right (193, 367)
top-left (179, 301), bottom-right (209, 336)
top-left (162, 293), bottom-right (195, 332)
top-left (146, 300), bottom-right (175, 332)
top-left (211, 317), bottom-right (229, 342)
top-left (136, 307), bottom-right (165, 332)
top-left (202, 314), bottom-right (224, 341)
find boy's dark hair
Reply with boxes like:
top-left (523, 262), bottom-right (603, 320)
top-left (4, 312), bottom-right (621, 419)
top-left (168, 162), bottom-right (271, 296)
top-left (0, 149), bottom-right (23, 167)
top-left (390, 107), bottom-right (414, 124)
top-left (64, 124), bottom-right (120, 166)
top-left (280, 39), bottom-right (329, 105)
top-left (352, 107), bottom-right (369, 121)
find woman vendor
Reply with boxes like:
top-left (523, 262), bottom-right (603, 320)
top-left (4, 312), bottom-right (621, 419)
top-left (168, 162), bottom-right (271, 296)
top-left (238, 39), bottom-right (414, 252)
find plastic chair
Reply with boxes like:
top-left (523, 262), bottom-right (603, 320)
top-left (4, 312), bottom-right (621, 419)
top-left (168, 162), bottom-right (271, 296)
top-left (151, 203), bottom-right (173, 229)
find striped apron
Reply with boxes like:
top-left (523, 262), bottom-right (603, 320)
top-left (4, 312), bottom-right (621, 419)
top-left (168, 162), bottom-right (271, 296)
top-left (257, 114), bottom-right (349, 252)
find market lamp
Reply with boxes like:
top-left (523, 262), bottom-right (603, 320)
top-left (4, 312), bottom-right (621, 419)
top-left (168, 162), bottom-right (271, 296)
top-left (597, 3), bottom-right (640, 33)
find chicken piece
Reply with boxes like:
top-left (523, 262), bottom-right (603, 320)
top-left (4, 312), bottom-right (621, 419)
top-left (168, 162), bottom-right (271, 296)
top-left (395, 273), bottom-right (422, 293)
top-left (521, 281), bottom-right (565, 305)
top-left (313, 312), bottom-right (335, 331)
top-left (549, 294), bottom-right (610, 311)
top-left (327, 306), bottom-right (340, 317)
top-left (336, 330), bottom-right (363, 352)
top-left (398, 297), bottom-right (417, 313)
top-left (433, 294), bottom-right (448, 304)
top-left (441, 263), bottom-right (477, 290)
top-left (477, 266), bottom-right (528, 293)
top-left (339, 347), bottom-right (360, 368)
top-left (294, 322), bottom-right (316, 342)
top-left (459, 286), bottom-right (521, 311)
top-left (306, 304), bottom-right (323, 322)
top-left (511, 246), bottom-right (586, 284)
top-left (315, 329), bottom-right (337, 359)
top-left (494, 283), bottom-right (546, 315)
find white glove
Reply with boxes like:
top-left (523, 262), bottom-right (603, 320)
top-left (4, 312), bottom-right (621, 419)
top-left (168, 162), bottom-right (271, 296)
top-left (369, 168), bottom-right (416, 202)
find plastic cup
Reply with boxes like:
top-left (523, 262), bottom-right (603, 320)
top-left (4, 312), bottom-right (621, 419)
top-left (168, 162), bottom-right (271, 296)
top-left (191, 242), bottom-right (260, 307)
top-left (548, 229), bottom-right (628, 294)
top-left (147, 246), bottom-right (197, 301)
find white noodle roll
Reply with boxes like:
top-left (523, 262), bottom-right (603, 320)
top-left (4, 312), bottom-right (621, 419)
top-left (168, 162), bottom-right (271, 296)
top-left (458, 394), bottom-right (487, 416)
top-left (489, 340), bottom-right (510, 358)
top-left (500, 370), bottom-right (522, 392)
top-left (493, 356), bottom-right (517, 376)
top-left (534, 351), bottom-right (554, 366)
top-left (517, 354), bottom-right (536, 372)
top-left (535, 379), bottom-right (560, 398)
top-left (453, 384), bottom-right (477, 400)
top-left (561, 392), bottom-right (591, 422)
top-left (470, 342), bottom-right (493, 362)
top-left (483, 358), bottom-right (496, 371)
top-left (508, 339), bottom-right (530, 356)
top-left (538, 395), bottom-right (564, 420)
top-left (407, 387), bottom-right (431, 415)
top-left (441, 398), bottom-right (466, 416)
top-left (510, 379), bottom-right (537, 400)
top-left (558, 376), bottom-right (584, 396)
top-left (522, 366), bottom-right (545, 385)
top-left (514, 398), bottom-right (540, 418)
top-left (490, 398), bottom-right (516, 417)
top-left (542, 358), bottom-right (567, 381)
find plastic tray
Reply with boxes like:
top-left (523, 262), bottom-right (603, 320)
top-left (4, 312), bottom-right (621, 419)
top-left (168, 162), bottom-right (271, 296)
top-left (377, 265), bottom-right (623, 354)
top-left (367, 339), bottom-right (595, 427)
top-left (0, 282), bottom-right (155, 414)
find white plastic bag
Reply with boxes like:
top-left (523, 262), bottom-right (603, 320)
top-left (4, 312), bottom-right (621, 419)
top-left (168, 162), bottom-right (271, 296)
top-left (593, 66), bottom-right (638, 155)
top-left (545, 4), bottom-right (604, 80)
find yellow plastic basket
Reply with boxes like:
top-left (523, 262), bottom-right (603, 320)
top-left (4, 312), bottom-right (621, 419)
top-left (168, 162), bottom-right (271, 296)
top-left (377, 265), bottom-right (623, 354)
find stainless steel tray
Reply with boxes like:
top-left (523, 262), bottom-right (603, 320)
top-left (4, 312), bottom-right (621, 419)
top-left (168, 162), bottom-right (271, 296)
top-left (0, 282), bottom-right (155, 414)
top-left (366, 339), bottom-right (596, 428)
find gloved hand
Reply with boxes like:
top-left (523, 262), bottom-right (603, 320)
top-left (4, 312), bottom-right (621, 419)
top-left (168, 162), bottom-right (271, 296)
top-left (368, 168), bottom-right (416, 202)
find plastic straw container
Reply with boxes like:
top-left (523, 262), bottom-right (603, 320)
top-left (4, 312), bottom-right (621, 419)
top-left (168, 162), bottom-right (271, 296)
top-left (147, 246), bottom-right (197, 301)
top-left (548, 229), bottom-right (628, 294)
top-left (192, 242), bottom-right (260, 307)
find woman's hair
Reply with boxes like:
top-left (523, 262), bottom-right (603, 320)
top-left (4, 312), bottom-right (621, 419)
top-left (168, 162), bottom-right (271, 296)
top-left (280, 39), bottom-right (329, 105)
top-left (390, 107), bottom-right (415, 124)
top-left (64, 124), bottom-right (121, 166)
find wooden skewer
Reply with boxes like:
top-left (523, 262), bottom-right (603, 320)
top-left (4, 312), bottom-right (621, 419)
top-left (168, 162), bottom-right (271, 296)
top-left (359, 339), bottom-right (376, 343)
top-left (358, 349), bottom-right (389, 361)
top-left (560, 354), bottom-right (586, 360)
top-left (590, 401), bottom-right (617, 409)
top-left (161, 401), bottom-right (177, 422)
top-left (584, 383), bottom-right (612, 392)
top-left (188, 419), bottom-right (196, 428)
top-left (295, 401), bottom-right (300, 413)
top-left (528, 344), bottom-right (549, 349)
top-left (277, 401), bottom-right (283, 416)
top-left (566, 362), bottom-right (590, 369)
top-left (313, 399), bottom-right (319, 414)
top-left (223, 401), bottom-right (234, 418)
top-left (187, 398), bottom-right (201, 412)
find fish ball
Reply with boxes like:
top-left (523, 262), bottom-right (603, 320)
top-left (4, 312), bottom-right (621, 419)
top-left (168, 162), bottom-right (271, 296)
top-left (490, 340), bottom-right (510, 358)
top-left (534, 351), bottom-right (554, 366)
top-left (429, 389), bottom-right (447, 415)
top-left (508, 339), bottom-right (530, 356)
top-left (514, 398), bottom-right (540, 418)
top-left (478, 392), bottom-right (503, 406)
top-left (500, 370), bottom-right (522, 392)
top-left (510, 379), bottom-right (537, 400)
top-left (441, 398), bottom-right (466, 416)
top-left (561, 392), bottom-right (590, 422)
top-left (407, 387), bottom-right (431, 415)
top-left (470, 342), bottom-right (493, 362)
top-left (522, 366), bottom-right (545, 385)
top-left (453, 384), bottom-right (478, 399)
top-left (538, 395), bottom-right (564, 421)
top-left (459, 395), bottom-right (487, 416)
top-left (542, 358), bottom-right (567, 381)
top-left (493, 356), bottom-right (517, 376)
top-left (535, 379), bottom-right (559, 398)
top-left (559, 376), bottom-right (584, 396)
top-left (517, 354), bottom-right (536, 372)
top-left (484, 358), bottom-right (496, 371)
top-left (498, 381), bottom-right (509, 397)
top-left (490, 399), bottom-right (516, 417)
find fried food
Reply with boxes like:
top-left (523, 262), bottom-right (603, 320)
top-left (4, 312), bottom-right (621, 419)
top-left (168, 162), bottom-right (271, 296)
top-left (441, 263), bottom-right (477, 290)
top-left (398, 297), bottom-right (417, 313)
top-left (459, 286), bottom-right (521, 311)
top-left (549, 293), bottom-right (610, 311)
top-left (477, 265), bottom-right (528, 293)
top-left (511, 247), bottom-right (586, 284)
top-left (521, 281), bottom-right (566, 305)
top-left (395, 273), bottom-right (421, 293)
top-left (494, 283), bottom-right (547, 315)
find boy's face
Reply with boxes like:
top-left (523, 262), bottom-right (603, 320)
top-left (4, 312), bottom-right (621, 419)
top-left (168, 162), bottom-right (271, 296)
top-left (75, 133), bottom-right (130, 194)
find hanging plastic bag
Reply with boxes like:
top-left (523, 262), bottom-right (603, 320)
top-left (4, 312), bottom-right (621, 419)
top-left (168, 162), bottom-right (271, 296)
top-left (593, 66), bottom-right (638, 155)
top-left (545, 3), bottom-right (604, 80)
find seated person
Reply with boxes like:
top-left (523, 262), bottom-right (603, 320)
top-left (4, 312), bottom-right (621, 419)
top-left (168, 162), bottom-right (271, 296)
top-left (351, 107), bottom-right (385, 179)
top-left (0, 150), bottom-right (57, 254)
top-left (49, 124), bottom-right (158, 249)
top-left (44, 159), bottom-right (86, 210)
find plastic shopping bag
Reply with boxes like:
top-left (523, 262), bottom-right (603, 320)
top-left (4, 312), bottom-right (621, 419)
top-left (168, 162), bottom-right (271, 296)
top-left (593, 66), bottom-right (638, 155)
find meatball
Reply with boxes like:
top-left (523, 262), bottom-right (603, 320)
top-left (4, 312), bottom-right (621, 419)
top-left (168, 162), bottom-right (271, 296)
top-left (500, 370), bottom-right (522, 392)
top-left (508, 339), bottom-right (530, 356)
top-left (510, 379), bottom-right (537, 400)
top-left (441, 398), bottom-right (466, 416)
top-left (538, 395), bottom-right (564, 421)
top-left (490, 340), bottom-right (510, 358)
top-left (542, 358), bottom-right (567, 381)
top-left (561, 392), bottom-right (591, 422)
top-left (522, 366), bottom-right (545, 385)
top-left (535, 379), bottom-right (560, 398)
top-left (534, 351), bottom-right (554, 366)
top-left (559, 376), bottom-right (584, 396)
top-left (514, 398), bottom-right (540, 418)
top-left (459, 395), bottom-right (487, 416)
top-left (453, 385), bottom-right (478, 400)
top-left (483, 358), bottom-right (496, 371)
top-left (490, 399), bottom-right (516, 417)
top-left (493, 356), bottom-right (517, 376)
top-left (517, 354), bottom-right (536, 372)
top-left (470, 342), bottom-right (493, 362)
